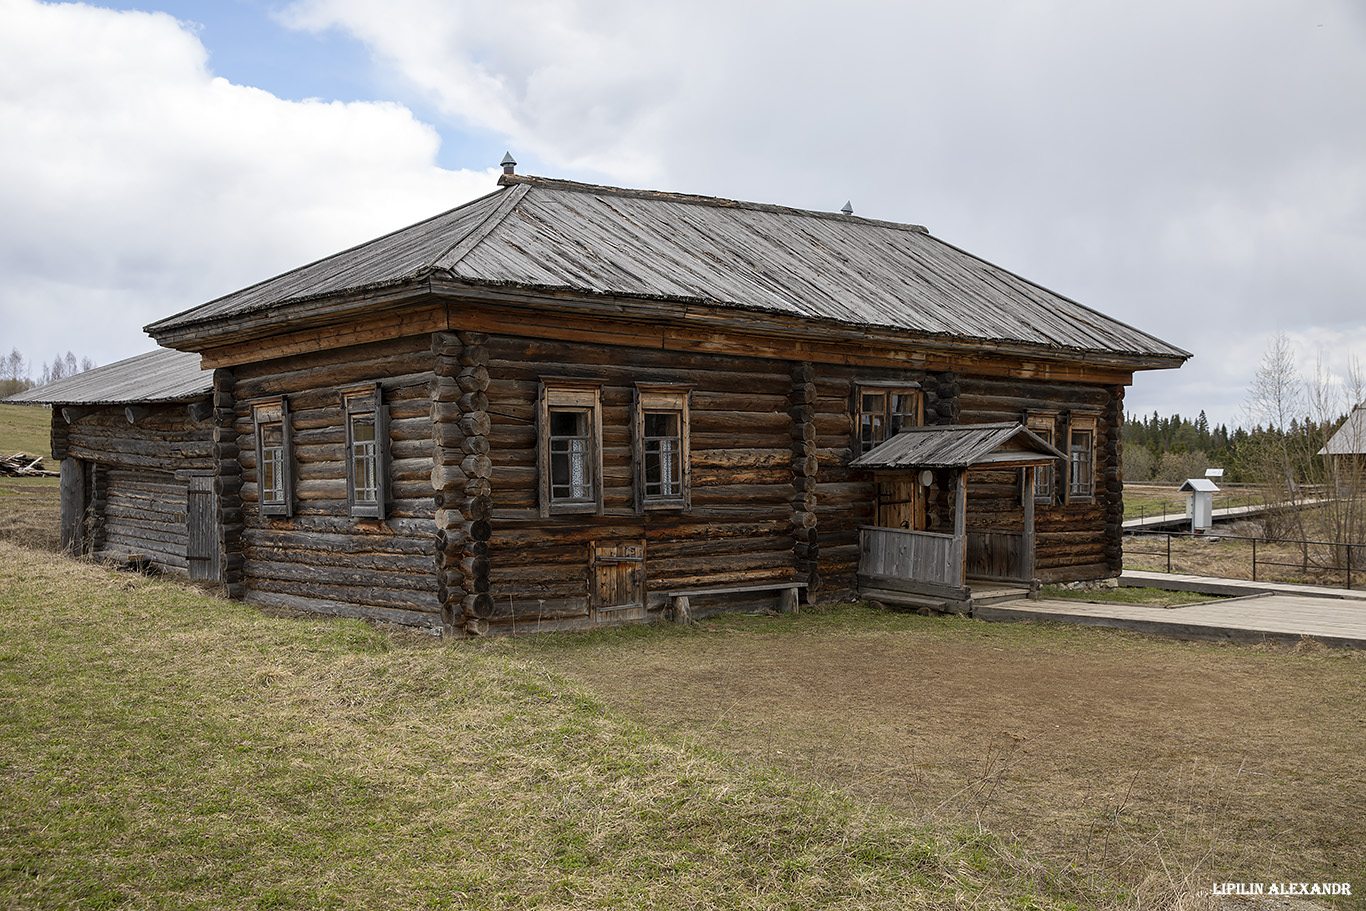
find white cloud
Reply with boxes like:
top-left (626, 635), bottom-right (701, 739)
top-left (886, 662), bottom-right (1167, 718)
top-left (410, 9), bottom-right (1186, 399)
top-left (280, 0), bottom-right (689, 181)
top-left (277, 0), bottom-right (1366, 432)
top-left (3, 0), bottom-right (1362, 431)
top-left (0, 0), bottom-right (498, 369)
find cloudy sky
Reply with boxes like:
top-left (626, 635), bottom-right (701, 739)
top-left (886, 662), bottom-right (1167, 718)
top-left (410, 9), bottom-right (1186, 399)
top-left (3, 0), bottom-right (1363, 428)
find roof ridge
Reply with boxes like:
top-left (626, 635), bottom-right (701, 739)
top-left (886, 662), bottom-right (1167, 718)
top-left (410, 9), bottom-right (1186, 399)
top-left (432, 182), bottom-right (530, 271)
top-left (498, 173), bottom-right (928, 234)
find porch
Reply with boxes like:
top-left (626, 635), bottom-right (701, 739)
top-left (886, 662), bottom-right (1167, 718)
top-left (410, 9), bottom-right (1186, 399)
top-left (850, 422), bottom-right (1064, 613)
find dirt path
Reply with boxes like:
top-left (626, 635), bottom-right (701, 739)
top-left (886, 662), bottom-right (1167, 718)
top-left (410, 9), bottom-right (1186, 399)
top-left (523, 609), bottom-right (1366, 904)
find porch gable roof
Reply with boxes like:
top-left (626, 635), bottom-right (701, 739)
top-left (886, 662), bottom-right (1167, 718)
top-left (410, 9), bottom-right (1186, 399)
top-left (850, 422), bottom-right (1065, 471)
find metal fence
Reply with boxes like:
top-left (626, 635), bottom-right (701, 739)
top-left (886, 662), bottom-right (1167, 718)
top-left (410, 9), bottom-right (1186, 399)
top-left (1124, 529), bottom-right (1365, 590)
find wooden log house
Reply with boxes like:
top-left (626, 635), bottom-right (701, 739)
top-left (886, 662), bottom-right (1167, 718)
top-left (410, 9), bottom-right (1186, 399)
top-left (7, 348), bottom-right (217, 576)
top-left (13, 164), bottom-right (1189, 634)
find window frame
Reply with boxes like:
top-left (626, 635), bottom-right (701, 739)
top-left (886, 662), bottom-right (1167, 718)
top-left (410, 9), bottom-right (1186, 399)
top-left (342, 384), bottom-right (389, 519)
top-left (633, 384), bottom-right (691, 512)
top-left (252, 398), bottom-right (294, 517)
top-left (1066, 412), bottom-right (1100, 504)
top-left (538, 380), bottom-right (604, 517)
top-left (1025, 411), bottom-right (1059, 506)
top-left (855, 382), bottom-right (923, 454)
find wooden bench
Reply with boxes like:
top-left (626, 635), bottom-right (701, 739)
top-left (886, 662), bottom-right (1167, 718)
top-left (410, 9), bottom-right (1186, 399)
top-left (664, 582), bottom-right (808, 624)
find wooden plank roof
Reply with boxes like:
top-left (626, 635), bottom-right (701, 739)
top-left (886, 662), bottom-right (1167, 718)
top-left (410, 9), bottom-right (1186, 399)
top-left (3, 348), bottom-right (211, 406)
top-left (850, 422), bottom-right (1064, 470)
top-left (147, 174), bottom-right (1189, 364)
top-left (1319, 403), bottom-right (1366, 456)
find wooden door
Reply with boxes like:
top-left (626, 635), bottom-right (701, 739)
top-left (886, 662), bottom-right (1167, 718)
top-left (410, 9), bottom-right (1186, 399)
top-left (187, 475), bottom-right (219, 581)
top-left (876, 476), bottom-right (925, 531)
top-left (590, 542), bottom-right (645, 611)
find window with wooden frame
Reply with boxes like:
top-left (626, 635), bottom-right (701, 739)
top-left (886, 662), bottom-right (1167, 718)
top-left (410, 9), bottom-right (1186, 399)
top-left (1025, 411), bottom-right (1059, 505)
top-left (1067, 413), bottom-right (1100, 503)
top-left (857, 383), bottom-right (923, 453)
top-left (634, 384), bottom-right (691, 511)
top-left (538, 381), bottom-right (603, 516)
top-left (342, 384), bottom-right (389, 519)
top-left (252, 399), bottom-right (294, 516)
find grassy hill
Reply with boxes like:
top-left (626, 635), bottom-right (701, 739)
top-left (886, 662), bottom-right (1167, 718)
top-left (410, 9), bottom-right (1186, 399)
top-left (0, 541), bottom-right (1116, 911)
top-left (0, 402), bottom-right (52, 460)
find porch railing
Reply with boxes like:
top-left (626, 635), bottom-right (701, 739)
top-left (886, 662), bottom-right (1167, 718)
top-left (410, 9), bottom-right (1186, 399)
top-left (965, 529), bottom-right (1032, 583)
top-left (859, 526), bottom-right (958, 588)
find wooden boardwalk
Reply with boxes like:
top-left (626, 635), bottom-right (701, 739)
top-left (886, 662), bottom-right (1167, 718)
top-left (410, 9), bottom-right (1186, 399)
top-left (975, 573), bottom-right (1366, 648)
top-left (1122, 499), bottom-right (1329, 532)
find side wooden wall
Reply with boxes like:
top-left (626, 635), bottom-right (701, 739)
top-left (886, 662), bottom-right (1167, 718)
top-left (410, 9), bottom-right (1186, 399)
top-left (206, 316), bottom-right (1130, 631)
top-left (52, 403), bottom-right (214, 574)
top-left (230, 337), bottom-right (439, 627)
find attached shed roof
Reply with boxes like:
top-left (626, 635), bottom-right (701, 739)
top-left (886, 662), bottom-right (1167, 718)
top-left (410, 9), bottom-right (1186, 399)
top-left (147, 174), bottom-right (1189, 366)
top-left (850, 422), bottom-right (1065, 471)
top-left (1319, 403), bottom-right (1366, 456)
top-left (3, 348), bottom-right (211, 406)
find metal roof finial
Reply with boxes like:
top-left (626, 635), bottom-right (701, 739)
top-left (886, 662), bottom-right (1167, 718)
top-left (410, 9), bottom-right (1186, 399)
top-left (501, 151), bottom-right (517, 175)
top-left (841, 200), bottom-right (854, 216)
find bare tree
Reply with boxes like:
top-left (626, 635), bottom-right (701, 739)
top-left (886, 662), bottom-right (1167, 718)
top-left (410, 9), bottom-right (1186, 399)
top-left (1242, 334), bottom-right (1366, 570)
top-left (2, 348), bottom-right (24, 382)
top-left (0, 348), bottom-right (31, 397)
top-left (1311, 355), bottom-right (1366, 567)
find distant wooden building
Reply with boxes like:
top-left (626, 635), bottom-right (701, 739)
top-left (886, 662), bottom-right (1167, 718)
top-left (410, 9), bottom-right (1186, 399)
top-left (1320, 402), bottom-right (1366, 494)
top-left (16, 169), bottom-right (1189, 634)
top-left (7, 349), bottom-right (216, 576)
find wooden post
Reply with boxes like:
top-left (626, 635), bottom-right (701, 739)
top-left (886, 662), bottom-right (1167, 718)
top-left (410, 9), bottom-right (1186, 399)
top-left (953, 469), bottom-right (966, 585)
top-left (1023, 465), bottom-right (1036, 583)
top-left (789, 362), bottom-right (819, 595)
top-left (213, 368), bottom-right (245, 599)
top-left (59, 458), bottom-right (86, 555)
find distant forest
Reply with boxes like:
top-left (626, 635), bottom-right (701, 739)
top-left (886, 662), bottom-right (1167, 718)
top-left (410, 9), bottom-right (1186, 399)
top-left (1123, 410), bottom-right (1350, 485)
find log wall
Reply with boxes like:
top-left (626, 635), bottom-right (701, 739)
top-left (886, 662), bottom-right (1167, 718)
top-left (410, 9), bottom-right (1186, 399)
top-left (809, 365), bottom-right (952, 599)
top-left (479, 334), bottom-right (802, 629)
top-left (174, 313), bottom-right (1128, 630)
top-left (54, 401), bottom-right (214, 574)
top-left (230, 337), bottom-right (439, 627)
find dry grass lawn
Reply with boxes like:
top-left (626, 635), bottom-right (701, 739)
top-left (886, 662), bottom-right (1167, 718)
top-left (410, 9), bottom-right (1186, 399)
top-left (0, 476), bottom-right (60, 552)
top-left (0, 402), bottom-right (60, 552)
top-left (3, 542), bottom-right (1112, 911)
top-left (515, 609), bottom-right (1366, 906)
top-left (2, 434), bottom-right (1360, 907)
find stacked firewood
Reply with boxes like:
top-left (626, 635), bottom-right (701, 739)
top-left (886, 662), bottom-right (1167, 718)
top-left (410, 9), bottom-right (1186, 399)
top-left (0, 453), bottom-right (58, 477)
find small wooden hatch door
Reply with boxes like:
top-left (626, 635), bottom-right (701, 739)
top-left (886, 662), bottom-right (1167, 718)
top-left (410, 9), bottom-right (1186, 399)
top-left (590, 541), bottom-right (645, 612)
top-left (186, 474), bottom-right (219, 581)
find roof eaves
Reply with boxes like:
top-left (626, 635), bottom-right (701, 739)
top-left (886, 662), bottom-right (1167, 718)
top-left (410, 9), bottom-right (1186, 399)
top-left (148, 276), bottom-right (435, 350)
top-left (427, 274), bottom-right (1190, 368)
top-left (917, 230), bottom-right (1192, 362)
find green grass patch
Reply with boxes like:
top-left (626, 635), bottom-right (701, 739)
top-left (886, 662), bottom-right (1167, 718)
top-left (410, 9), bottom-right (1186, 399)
top-left (0, 402), bottom-right (53, 460)
top-left (0, 543), bottom-right (1111, 910)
